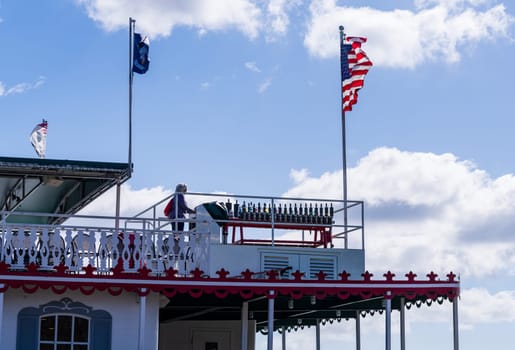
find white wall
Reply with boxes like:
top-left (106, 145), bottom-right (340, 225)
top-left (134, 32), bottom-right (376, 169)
top-left (209, 244), bottom-right (365, 279)
top-left (159, 320), bottom-right (256, 350)
top-left (0, 288), bottom-right (160, 350)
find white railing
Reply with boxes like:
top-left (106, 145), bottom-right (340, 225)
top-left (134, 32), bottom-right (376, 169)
top-left (134, 192), bottom-right (365, 250)
top-left (0, 193), bottom-right (365, 278)
top-left (0, 212), bottom-right (209, 276)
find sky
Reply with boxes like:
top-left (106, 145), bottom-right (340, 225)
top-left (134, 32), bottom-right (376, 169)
top-left (1, 0), bottom-right (515, 349)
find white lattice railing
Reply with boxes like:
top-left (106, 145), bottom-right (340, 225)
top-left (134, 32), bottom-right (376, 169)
top-left (0, 216), bottom-right (210, 276)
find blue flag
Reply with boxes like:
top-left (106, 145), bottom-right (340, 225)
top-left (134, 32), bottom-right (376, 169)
top-left (340, 42), bottom-right (352, 81)
top-left (133, 33), bottom-right (150, 74)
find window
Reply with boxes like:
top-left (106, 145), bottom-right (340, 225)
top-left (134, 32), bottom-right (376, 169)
top-left (39, 314), bottom-right (90, 350)
top-left (205, 342), bottom-right (218, 350)
top-left (17, 298), bottom-right (111, 350)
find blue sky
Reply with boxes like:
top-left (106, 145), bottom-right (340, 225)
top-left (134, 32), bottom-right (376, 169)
top-left (2, 0), bottom-right (515, 349)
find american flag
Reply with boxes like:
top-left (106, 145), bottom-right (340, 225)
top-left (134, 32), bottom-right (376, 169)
top-left (30, 119), bottom-right (48, 158)
top-left (341, 36), bottom-right (372, 112)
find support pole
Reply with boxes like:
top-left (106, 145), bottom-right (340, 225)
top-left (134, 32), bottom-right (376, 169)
top-left (400, 297), bottom-right (406, 350)
top-left (355, 310), bottom-right (361, 350)
top-left (281, 326), bottom-right (286, 350)
top-left (138, 288), bottom-right (147, 350)
top-left (115, 183), bottom-right (121, 234)
top-left (453, 297), bottom-right (460, 350)
top-left (385, 292), bottom-right (392, 350)
top-left (0, 284), bottom-right (4, 343)
top-left (267, 291), bottom-right (275, 350)
top-left (241, 301), bottom-right (249, 350)
top-left (316, 319), bottom-right (321, 350)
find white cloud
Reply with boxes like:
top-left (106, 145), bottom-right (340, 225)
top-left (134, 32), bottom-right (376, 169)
top-left (370, 287), bottom-right (515, 329)
top-left (280, 146), bottom-right (515, 329)
top-left (76, 183), bottom-right (218, 220)
top-left (258, 77), bottom-right (272, 93)
top-left (200, 81), bottom-right (211, 89)
top-left (266, 0), bottom-right (290, 37)
top-left (265, 0), bottom-right (302, 41)
top-left (77, 184), bottom-right (171, 217)
top-left (461, 288), bottom-right (515, 325)
top-left (0, 76), bottom-right (45, 97)
top-left (78, 0), bottom-right (304, 40)
top-left (415, 0), bottom-right (493, 10)
top-left (77, 0), bottom-right (263, 39)
top-left (244, 61), bottom-right (261, 72)
top-left (76, 0), bottom-right (512, 68)
top-left (290, 168), bottom-right (310, 184)
top-left (304, 0), bottom-right (513, 68)
top-left (283, 147), bottom-right (515, 278)
top-left (7, 83), bottom-right (32, 95)
top-left (35, 76), bottom-right (46, 86)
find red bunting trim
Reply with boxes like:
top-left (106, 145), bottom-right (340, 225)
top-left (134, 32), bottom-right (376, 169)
top-left (0, 268), bottom-right (460, 302)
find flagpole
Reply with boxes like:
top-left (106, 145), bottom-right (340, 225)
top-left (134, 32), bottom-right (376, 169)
top-left (339, 25), bottom-right (348, 248)
top-left (117, 17), bottom-right (135, 233)
top-left (128, 17), bottom-right (135, 177)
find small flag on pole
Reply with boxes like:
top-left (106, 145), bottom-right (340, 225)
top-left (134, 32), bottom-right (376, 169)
top-left (30, 119), bottom-right (48, 158)
top-left (133, 33), bottom-right (150, 74)
top-left (341, 36), bottom-right (372, 112)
